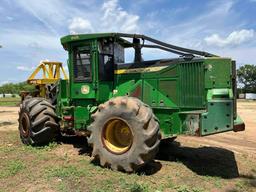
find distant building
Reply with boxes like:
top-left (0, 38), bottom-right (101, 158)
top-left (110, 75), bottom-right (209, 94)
top-left (245, 93), bottom-right (256, 100)
top-left (0, 94), bottom-right (18, 98)
top-left (238, 93), bottom-right (245, 99)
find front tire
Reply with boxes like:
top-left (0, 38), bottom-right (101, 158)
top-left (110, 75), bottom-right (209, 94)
top-left (18, 97), bottom-right (59, 146)
top-left (88, 96), bottom-right (161, 172)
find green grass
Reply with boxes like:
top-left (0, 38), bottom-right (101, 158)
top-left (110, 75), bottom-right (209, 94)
top-left (45, 165), bottom-right (86, 179)
top-left (129, 182), bottom-right (149, 192)
top-left (174, 185), bottom-right (206, 192)
top-left (1, 129), bottom-right (256, 192)
top-left (23, 142), bottom-right (58, 153)
top-left (0, 160), bottom-right (25, 178)
top-left (0, 97), bottom-right (20, 106)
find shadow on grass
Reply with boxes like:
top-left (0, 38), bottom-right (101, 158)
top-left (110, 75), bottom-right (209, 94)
top-left (91, 157), bottom-right (162, 175)
top-left (59, 135), bottom-right (162, 175)
top-left (58, 135), bottom-right (240, 178)
top-left (240, 173), bottom-right (256, 188)
top-left (59, 135), bottom-right (91, 155)
top-left (156, 139), bottom-right (239, 179)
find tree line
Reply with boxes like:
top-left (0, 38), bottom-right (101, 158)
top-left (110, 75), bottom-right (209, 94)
top-left (237, 64), bottom-right (256, 93)
top-left (0, 82), bottom-right (35, 95)
top-left (0, 64), bottom-right (255, 95)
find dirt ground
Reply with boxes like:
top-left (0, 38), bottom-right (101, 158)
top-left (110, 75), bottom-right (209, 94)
top-left (0, 101), bottom-right (255, 192)
top-left (179, 101), bottom-right (256, 156)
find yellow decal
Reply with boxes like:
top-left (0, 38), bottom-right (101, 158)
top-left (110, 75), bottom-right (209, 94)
top-left (114, 66), bottom-right (167, 74)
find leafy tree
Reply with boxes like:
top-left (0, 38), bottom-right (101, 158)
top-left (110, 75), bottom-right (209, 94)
top-left (0, 82), bottom-right (35, 95)
top-left (237, 64), bottom-right (256, 93)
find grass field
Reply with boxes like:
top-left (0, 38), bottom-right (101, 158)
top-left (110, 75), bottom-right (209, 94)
top-left (0, 102), bottom-right (255, 192)
top-left (0, 97), bottom-right (20, 106)
top-left (0, 131), bottom-right (255, 192)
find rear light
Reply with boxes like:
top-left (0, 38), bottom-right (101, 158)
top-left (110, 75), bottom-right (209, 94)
top-left (63, 116), bottom-right (74, 121)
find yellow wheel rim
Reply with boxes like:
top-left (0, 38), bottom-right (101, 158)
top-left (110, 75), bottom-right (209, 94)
top-left (102, 118), bottom-right (133, 154)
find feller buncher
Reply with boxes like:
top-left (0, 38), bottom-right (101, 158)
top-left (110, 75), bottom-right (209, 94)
top-left (18, 33), bottom-right (245, 172)
top-left (20, 61), bottom-right (68, 102)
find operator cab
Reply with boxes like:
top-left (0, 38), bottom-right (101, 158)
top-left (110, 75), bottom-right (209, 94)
top-left (72, 39), bottom-right (124, 83)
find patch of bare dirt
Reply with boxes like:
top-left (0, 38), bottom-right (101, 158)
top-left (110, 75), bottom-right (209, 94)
top-left (0, 107), bottom-right (18, 132)
top-left (177, 101), bottom-right (256, 157)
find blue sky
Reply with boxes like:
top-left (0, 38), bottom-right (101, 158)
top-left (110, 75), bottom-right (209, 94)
top-left (0, 0), bottom-right (256, 85)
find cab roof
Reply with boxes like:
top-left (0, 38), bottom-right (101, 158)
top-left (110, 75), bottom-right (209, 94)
top-left (61, 33), bottom-right (132, 49)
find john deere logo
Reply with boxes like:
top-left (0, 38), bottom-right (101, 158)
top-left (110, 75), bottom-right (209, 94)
top-left (81, 85), bottom-right (90, 94)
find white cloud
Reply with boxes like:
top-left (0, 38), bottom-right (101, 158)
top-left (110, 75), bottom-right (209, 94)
top-left (1, 29), bottom-right (61, 50)
top-left (101, 0), bottom-right (139, 32)
top-left (213, 46), bottom-right (256, 67)
top-left (149, 1), bottom-right (236, 51)
top-left (15, 0), bottom-right (67, 35)
top-left (17, 66), bottom-right (35, 71)
top-left (69, 17), bottom-right (94, 34)
top-left (68, 0), bottom-right (140, 34)
top-left (204, 29), bottom-right (255, 47)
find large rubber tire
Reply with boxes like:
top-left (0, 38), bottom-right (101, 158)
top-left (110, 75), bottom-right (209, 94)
top-left (18, 97), bottom-right (59, 146)
top-left (88, 96), bottom-right (161, 172)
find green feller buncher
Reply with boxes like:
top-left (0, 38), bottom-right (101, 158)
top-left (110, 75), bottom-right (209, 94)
top-left (18, 33), bottom-right (245, 172)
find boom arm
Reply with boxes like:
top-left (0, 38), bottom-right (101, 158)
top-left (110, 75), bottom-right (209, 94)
top-left (115, 33), bottom-right (218, 57)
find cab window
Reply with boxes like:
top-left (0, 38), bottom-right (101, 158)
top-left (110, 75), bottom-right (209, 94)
top-left (73, 49), bottom-right (91, 82)
top-left (99, 54), bottom-right (114, 81)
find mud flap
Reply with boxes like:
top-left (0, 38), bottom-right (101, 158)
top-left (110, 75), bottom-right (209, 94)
top-left (233, 115), bottom-right (245, 132)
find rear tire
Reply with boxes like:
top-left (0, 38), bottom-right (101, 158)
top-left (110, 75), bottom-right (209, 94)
top-left (18, 97), bottom-right (59, 146)
top-left (88, 96), bottom-right (161, 172)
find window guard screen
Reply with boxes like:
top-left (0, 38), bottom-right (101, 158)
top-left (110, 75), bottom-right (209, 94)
top-left (73, 50), bottom-right (91, 82)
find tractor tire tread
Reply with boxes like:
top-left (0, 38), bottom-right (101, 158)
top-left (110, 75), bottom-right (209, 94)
top-left (88, 96), bottom-right (160, 173)
top-left (18, 97), bottom-right (59, 146)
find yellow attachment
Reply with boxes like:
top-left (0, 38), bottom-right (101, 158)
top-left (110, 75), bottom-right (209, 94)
top-left (27, 61), bottom-right (68, 97)
top-left (27, 61), bottom-right (68, 85)
top-left (102, 118), bottom-right (133, 154)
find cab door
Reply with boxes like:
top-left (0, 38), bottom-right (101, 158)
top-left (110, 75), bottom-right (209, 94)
top-left (97, 53), bottom-right (114, 103)
top-left (70, 44), bottom-right (97, 100)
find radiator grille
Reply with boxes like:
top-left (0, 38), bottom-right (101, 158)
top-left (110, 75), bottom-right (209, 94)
top-left (179, 62), bottom-right (204, 108)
